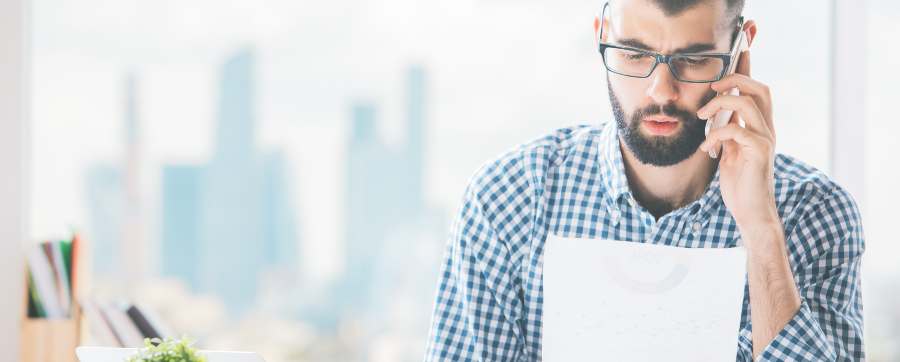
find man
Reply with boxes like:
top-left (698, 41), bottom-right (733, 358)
top-left (424, 0), bottom-right (865, 361)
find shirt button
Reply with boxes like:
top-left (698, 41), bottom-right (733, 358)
top-left (691, 221), bottom-right (702, 233)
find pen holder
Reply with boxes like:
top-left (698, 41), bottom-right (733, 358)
top-left (21, 279), bottom-right (82, 362)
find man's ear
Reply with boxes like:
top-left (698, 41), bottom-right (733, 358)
top-left (743, 19), bottom-right (757, 48)
top-left (593, 15), bottom-right (610, 43)
top-left (594, 16), bottom-right (601, 44)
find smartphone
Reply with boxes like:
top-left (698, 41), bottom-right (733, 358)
top-left (704, 29), bottom-right (750, 158)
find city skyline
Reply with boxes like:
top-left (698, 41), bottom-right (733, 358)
top-left (33, 1), bottom-right (900, 360)
top-left (85, 48), bottom-right (446, 361)
top-left (160, 48), bottom-right (299, 314)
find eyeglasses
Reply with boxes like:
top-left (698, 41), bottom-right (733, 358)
top-left (596, 2), bottom-right (744, 83)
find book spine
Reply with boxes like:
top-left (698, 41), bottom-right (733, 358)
top-left (126, 305), bottom-right (161, 340)
top-left (50, 240), bottom-right (72, 316)
top-left (25, 271), bottom-right (45, 318)
top-left (100, 303), bottom-right (145, 347)
top-left (80, 298), bottom-right (122, 347)
top-left (134, 305), bottom-right (173, 339)
top-left (26, 244), bottom-right (64, 318)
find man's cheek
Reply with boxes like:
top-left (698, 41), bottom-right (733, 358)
top-left (692, 90), bottom-right (718, 112)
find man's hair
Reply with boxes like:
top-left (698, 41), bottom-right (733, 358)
top-left (645, 0), bottom-right (745, 28)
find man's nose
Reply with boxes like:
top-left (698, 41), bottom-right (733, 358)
top-left (645, 63), bottom-right (680, 105)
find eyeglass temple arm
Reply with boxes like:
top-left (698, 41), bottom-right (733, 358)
top-left (596, 2), bottom-right (610, 44)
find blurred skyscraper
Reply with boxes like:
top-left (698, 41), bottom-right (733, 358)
top-left (404, 65), bottom-right (427, 210)
top-left (85, 164), bottom-right (123, 275)
top-left (85, 73), bottom-right (145, 281)
top-left (336, 65), bottom-right (435, 317)
top-left (122, 73), bottom-right (147, 283)
top-left (160, 165), bottom-right (203, 288)
top-left (160, 48), bottom-right (300, 314)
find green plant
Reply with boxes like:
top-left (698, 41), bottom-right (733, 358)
top-left (125, 337), bottom-right (207, 362)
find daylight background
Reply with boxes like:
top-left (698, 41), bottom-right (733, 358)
top-left (29, 0), bottom-right (899, 360)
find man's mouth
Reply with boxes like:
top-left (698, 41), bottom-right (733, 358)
top-left (643, 115), bottom-right (678, 123)
top-left (641, 116), bottom-right (680, 135)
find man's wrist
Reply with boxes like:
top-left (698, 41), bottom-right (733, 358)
top-left (738, 219), bottom-right (787, 260)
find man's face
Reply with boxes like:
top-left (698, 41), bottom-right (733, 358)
top-left (603, 0), bottom-right (735, 166)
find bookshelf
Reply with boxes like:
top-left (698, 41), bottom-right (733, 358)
top-left (20, 296), bottom-right (82, 362)
top-left (20, 233), bottom-right (86, 361)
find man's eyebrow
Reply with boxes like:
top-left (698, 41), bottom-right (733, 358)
top-left (616, 38), bottom-right (718, 54)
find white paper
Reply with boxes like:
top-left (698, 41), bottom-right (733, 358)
top-left (542, 234), bottom-right (747, 361)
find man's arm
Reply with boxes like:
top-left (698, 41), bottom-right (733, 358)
top-left (698, 48), bottom-right (864, 361)
top-left (743, 188), bottom-right (865, 361)
top-left (424, 163), bottom-right (530, 361)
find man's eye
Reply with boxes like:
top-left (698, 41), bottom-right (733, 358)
top-left (680, 57), bottom-right (710, 65)
top-left (626, 53), bottom-right (651, 60)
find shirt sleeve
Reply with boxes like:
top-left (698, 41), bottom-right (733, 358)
top-left (752, 186), bottom-right (865, 362)
top-left (424, 162), bottom-right (530, 361)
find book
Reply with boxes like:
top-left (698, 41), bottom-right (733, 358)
top-left (100, 303), bottom-right (145, 347)
top-left (134, 305), bottom-right (173, 339)
top-left (50, 240), bottom-right (73, 315)
top-left (25, 244), bottom-right (64, 318)
top-left (70, 233), bottom-right (81, 300)
top-left (61, 240), bottom-right (73, 287)
top-left (126, 305), bottom-right (161, 340)
top-left (80, 298), bottom-right (121, 347)
top-left (25, 271), bottom-right (46, 318)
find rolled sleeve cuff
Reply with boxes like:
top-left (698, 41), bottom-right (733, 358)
top-left (755, 299), bottom-right (836, 362)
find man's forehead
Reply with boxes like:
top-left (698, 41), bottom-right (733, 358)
top-left (608, 0), bottom-right (732, 52)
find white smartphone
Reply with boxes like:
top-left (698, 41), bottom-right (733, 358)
top-left (704, 29), bottom-right (750, 158)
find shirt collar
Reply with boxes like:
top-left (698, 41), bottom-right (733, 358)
top-left (596, 121), bottom-right (723, 216)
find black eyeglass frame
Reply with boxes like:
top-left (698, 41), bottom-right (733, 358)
top-left (597, 1), bottom-right (745, 83)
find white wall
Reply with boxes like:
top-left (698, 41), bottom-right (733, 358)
top-left (830, 0), bottom-right (867, 209)
top-left (0, 0), bottom-right (28, 357)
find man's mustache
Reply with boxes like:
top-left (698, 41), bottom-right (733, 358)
top-left (630, 90), bottom-right (717, 125)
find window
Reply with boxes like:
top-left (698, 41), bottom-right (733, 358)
top-left (30, 0), bottom-right (895, 361)
top-left (862, 1), bottom-right (900, 360)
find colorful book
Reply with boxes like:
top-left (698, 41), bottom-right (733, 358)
top-left (50, 240), bottom-right (72, 315)
top-left (26, 271), bottom-right (46, 318)
top-left (25, 244), bottom-right (64, 318)
top-left (71, 233), bottom-right (81, 301)
top-left (61, 239), bottom-right (73, 287)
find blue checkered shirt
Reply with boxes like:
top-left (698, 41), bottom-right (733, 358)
top-left (425, 121), bottom-right (865, 361)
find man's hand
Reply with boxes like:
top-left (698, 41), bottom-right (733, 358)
top-left (696, 49), bottom-right (778, 238)
top-left (696, 49), bottom-right (802, 360)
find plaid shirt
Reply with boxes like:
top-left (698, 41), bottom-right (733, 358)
top-left (425, 121), bottom-right (865, 361)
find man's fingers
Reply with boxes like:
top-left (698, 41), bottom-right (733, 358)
top-left (697, 95), bottom-right (770, 138)
top-left (710, 74), bottom-right (768, 100)
top-left (700, 123), bottom-right (772, 157)
top-left (709, 71), bottom-right (776, 141)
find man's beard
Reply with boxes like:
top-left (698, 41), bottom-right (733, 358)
top-left (608, 81), bottom-right (716, 167)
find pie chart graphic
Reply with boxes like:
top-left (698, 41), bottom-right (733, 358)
top-left (598, 246), bottom-right (692, 294)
